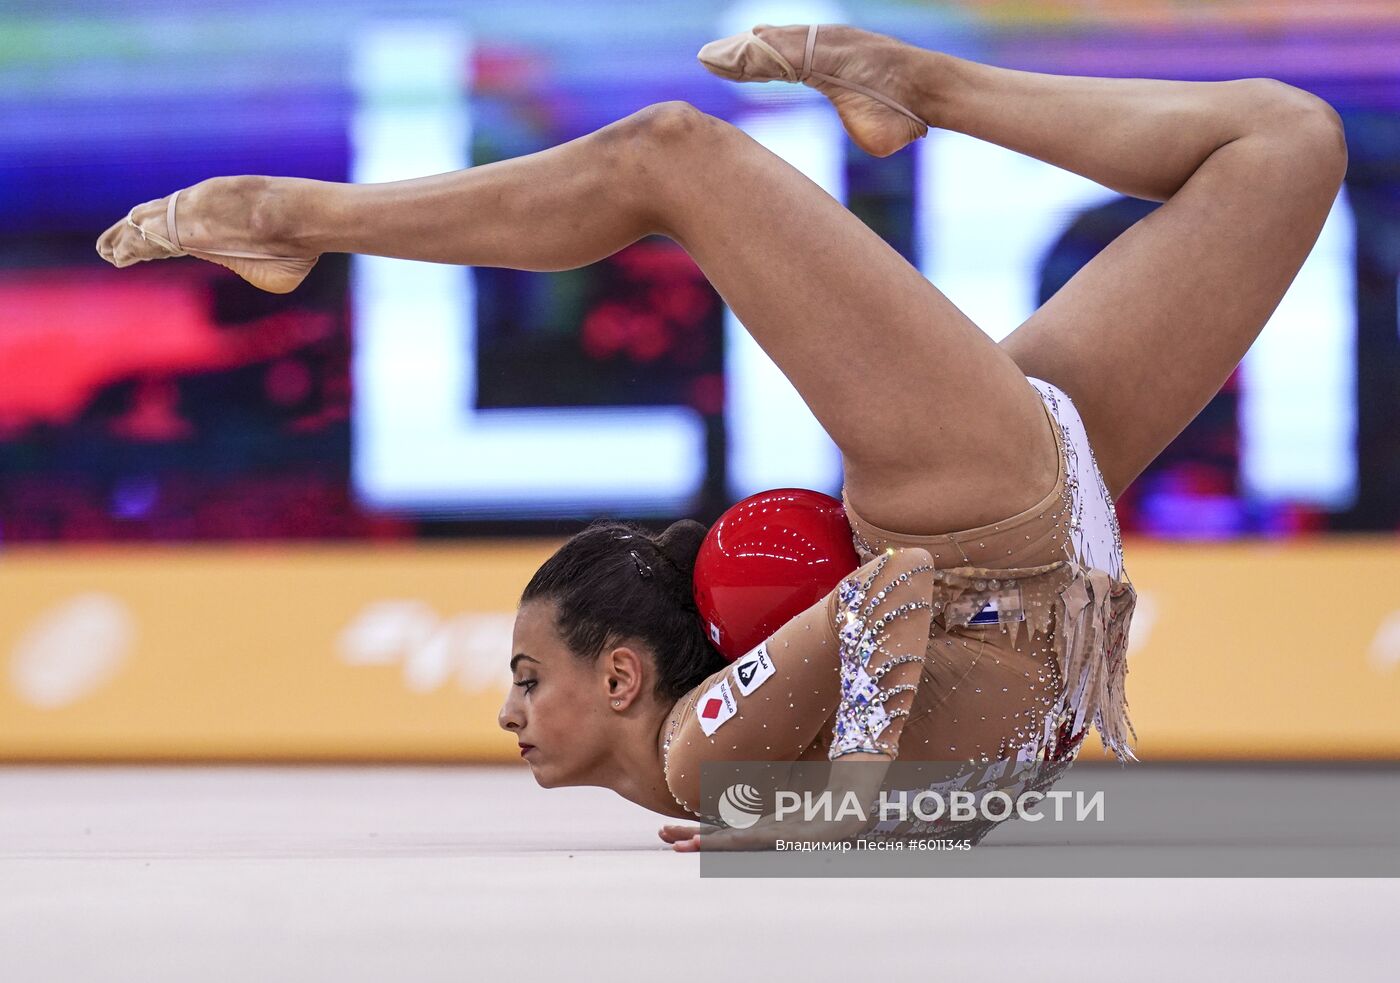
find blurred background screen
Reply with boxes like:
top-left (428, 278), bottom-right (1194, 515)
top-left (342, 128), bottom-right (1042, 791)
top-left (3, 0), bottom-right (1396, 543)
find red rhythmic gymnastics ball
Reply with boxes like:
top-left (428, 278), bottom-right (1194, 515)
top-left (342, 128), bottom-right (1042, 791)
top-left (693, 488), bottom-right (860, 662)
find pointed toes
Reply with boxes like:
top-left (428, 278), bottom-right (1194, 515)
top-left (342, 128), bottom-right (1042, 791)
top-left (696, 36), bottom-right (741, 77)
top-left (95, 214), bottom-right (168, 268)
top-left (95, 217), bottom-right (127, 264)
top-left (109, 237), bottom-right (145, 268)
top-left (697, 32), bottom-right (788, 82)
top-left (99, 196), bottom-right (191, 268)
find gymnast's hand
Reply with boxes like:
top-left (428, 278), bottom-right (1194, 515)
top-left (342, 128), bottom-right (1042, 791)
top-left (657, 821), bottom-right (722, 851)
top-left (658, 807), bottom-right (875, 852)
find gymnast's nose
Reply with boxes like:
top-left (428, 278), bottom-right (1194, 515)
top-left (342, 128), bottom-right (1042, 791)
top-left (498, 694), bottom-right (524, 732)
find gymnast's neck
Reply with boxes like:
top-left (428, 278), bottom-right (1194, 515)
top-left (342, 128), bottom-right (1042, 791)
top-left (577, 699), bottom-right (693, 821)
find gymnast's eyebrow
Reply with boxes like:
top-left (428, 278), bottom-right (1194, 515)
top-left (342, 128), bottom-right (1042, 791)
top-left (510, 654), bottom-right (540, 672)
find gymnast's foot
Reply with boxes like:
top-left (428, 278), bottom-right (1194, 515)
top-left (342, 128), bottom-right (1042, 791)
top-left (95, 175), bottom-right (320, 295)
top-left (698, 24), bottom-right (930, 158)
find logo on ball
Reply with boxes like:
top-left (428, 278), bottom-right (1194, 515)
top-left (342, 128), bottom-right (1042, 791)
top-left (717, 783), bottom-right (764, 829)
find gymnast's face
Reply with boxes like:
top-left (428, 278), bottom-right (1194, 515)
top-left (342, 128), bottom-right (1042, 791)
top-left (499, 599), bottom-right (619, 788)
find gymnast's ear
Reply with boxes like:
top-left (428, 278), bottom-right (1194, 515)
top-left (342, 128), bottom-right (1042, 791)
top-left (600, 643), bottom-right (648, 709)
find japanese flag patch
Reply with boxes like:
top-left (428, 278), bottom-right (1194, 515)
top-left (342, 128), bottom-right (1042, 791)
top-left (697, 677), bottom-right (737, 737)
top-left (731, 641), bottom-right (775, 697)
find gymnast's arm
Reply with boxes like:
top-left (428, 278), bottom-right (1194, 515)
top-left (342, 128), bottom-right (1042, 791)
top-left (661, 546), bottom-right (937, 850)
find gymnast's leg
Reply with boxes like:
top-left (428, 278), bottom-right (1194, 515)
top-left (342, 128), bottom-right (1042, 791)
top-left (98, 100), bottom-right (1058, 536)
top-left (726, 25), bottom-right (1345, 496)
top-left (790, 26), bottom-right (1346, 498)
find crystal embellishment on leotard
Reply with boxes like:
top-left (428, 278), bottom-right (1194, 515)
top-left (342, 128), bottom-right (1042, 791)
top-left (828, 553), bottom-right (933, 760)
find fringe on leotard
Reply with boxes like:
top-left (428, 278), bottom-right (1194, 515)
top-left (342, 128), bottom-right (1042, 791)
top-left (925, 557), bottom-right (1138, 764)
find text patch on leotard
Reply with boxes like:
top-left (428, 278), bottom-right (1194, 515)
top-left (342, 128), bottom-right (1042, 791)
top-left (732, 641), bottom-right (775, 696)
top-left (945, 585), bottom-right (1026, 629)
top-left (697, 677), bottom-right (737, 737)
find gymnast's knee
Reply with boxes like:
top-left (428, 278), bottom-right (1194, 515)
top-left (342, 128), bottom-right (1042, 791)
top-left (1241, 79), bottom-right (1347, 174)
top-left (614, 100), bottom-right (728, 150)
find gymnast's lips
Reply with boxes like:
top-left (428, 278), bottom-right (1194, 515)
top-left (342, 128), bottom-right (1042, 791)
top-left (518, 743), bottom-right (535, 758)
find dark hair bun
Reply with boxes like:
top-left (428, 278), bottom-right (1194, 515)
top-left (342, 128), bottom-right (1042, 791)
top-left (654, 519), bottom-right (708, 581)
top-left (522, 517), bottom-right (726, 701)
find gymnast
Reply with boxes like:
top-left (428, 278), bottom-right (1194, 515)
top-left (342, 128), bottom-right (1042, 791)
top-left (97, 24), bottom-right (1347, 849)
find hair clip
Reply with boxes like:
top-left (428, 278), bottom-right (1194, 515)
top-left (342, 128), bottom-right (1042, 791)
top-left (629, 549), bottom-right (653, 577)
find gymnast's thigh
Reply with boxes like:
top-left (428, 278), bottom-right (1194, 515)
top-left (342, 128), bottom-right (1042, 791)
top-left (838, 382), bottom-right (1061, 539)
